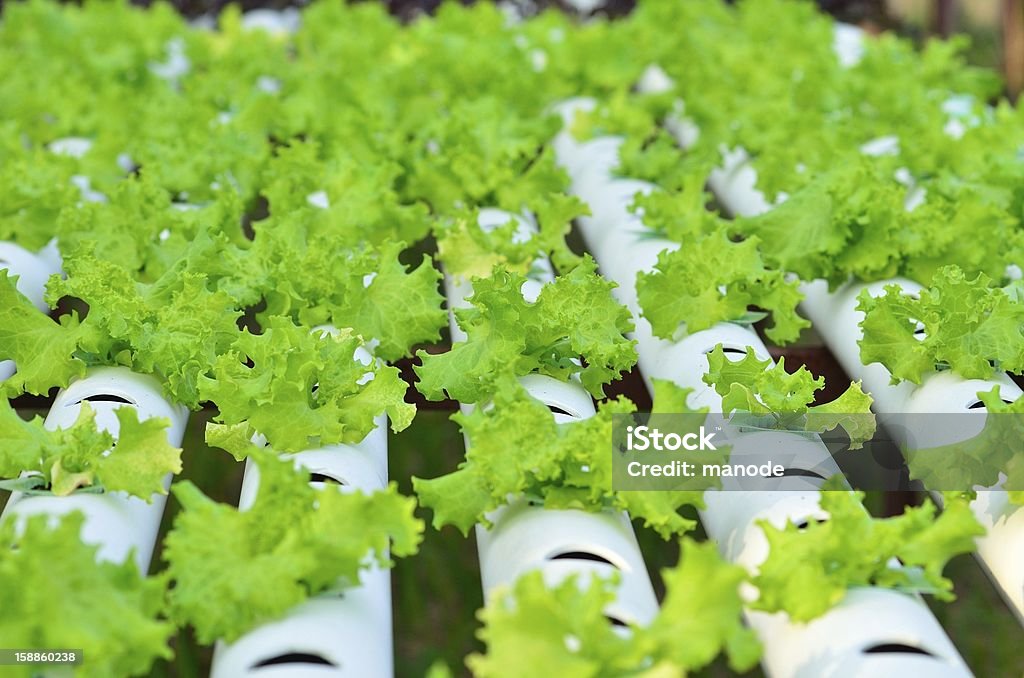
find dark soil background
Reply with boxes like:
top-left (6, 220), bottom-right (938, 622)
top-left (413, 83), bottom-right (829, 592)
top-left (0, 0), bottom-right (890, 24)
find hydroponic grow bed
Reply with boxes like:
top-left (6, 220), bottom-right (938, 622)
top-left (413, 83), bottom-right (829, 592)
top-left (0, 0), bottom-right (1022, 676)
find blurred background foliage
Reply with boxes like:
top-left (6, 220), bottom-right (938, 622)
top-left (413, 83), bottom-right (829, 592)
top-left (0, 0), bottom-right (1016, 81)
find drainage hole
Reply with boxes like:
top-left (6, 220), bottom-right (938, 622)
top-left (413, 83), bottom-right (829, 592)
top-left (794, 518), bottom-right (828, 531)
top-left (77, 394), bottom-right (134, 404)
top-left (863, 643), bottom-right (934, 657)
top-left (703, 345), bottom-right (748, 358)
top-left (547, 404), bottom-right (576, 417)
top-left (549, 551), bottom-right (618, 567)
top-left (309, 473), bottom-right (345, 486)
top-left (966, 399), bottom-right (1015, 410)
top-left (252, 653), bottom-right (337, 669)
top-left (776, 467), bottom-right (827, 480)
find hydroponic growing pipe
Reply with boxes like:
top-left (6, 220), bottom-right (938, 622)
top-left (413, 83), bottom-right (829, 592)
top-left (800, 278), bottom-right (1024, 624)
top-left (643, 22), bottom-right (1024, 625)
top-left (707, 149), bottom-right (1024, 625)
top-left (0, 239), bottom-right (62, 383)
top-left (440, 208), bottom-right (659, 628)
top-left (0, 367), bottom-right (189, 572)
top-left (551, 98), bottom-right (974, 678)
top-left (674, 53), bottom-right (1024, 627)
top-left (210, 399), bottom-right (395, 678)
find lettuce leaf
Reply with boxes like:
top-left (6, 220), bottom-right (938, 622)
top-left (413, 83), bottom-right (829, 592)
top-left (416, 257), bottom-right (636, 402)
top-left (905, 386), bottom-right (1024, 499)
top-left (254, 234), bottom-right (446, 361)
top-left (414, 376), bottom-right (702, 539)
top-left (199, 317), bottom-right (414, 452)
top-left (164, 448), bottom-right (422, 643)
top-left (703, 345), bottom-right (875, 448)
top-left (858, 266), bottom-right (1024, 384)
top-left (0, 270), bottom-right (92, 397)
top-left (48, 254), bottom-right (243, 408)
top-left (752, 490), bottom-right (982, 621)
top-left (0, 512), bottom-right (172, 677)
top-left (637, 229), bottom-right (808, 345)
top-left (0, 400), bottom-right (180, 500)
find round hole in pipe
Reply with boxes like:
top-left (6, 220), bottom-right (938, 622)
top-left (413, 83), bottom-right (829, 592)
top-left (604, 615), bottom-right (628, 628)
top-left (548, 550), bottom-right (619, 567)
top-left (794, 517), bottom-right (828, 531)
top-left (73, 394), bottom-right (135, 405)
top-left (862, 643), bottom-right (934, 657)
top-left (309, 472), bottom-right (346, 487)
top-left (966, 398), bottom-right (1015, 411)
top-left (251, 653), bottom-right (338, 669)
top-left (703, 345), bottom-right (749, 362)
top-left (775, 467), bottom-right (827, 480)
top-left (546, 403), bottom-right (578, 418)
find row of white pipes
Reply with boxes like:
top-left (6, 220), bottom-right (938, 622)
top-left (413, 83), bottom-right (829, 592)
top-left (0, 243), bottom-right (396, 676)
top-left (630, 20), bottom-right (1024, 626)
top-left (552, 97), bottom-right (977, 678)
top-left (0, 150), bottom-right (1000, 677)
top-left (2, 14), bottom-right (401, 671)
top-left (674, 28), bottom-right (1024, 622)
top-left (444, 208), bottom-right (659, 629)
top-left (211, 414), bottom-right (396, 677)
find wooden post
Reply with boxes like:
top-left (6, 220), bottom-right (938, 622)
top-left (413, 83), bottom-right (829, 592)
top-left (1004, 0), bottom-right (1024, 99)
top-left (933, 0), bottom-right (956, 38)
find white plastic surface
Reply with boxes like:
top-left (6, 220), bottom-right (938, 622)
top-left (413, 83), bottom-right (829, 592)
top-left (241, 8), bottom-right (301, 34)
top-left (750, 587), bottom-right (973, 678)
top-left (1, 367), bottom-right (188, 572)
top-left (476, 499), bottom-right (659, 625)
top-left (0, 240), bottom-right (62, 311)
top-left (211, 580), bottom-right (392, 678)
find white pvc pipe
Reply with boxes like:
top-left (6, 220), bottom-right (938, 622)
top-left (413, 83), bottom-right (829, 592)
top-left (801, 279), bottom-right (1024, 623)
top-left (551, 102), bottom-right (973, 677)
top-left (1, 367), bottom-right (188, 573)
top-left (470, 371), bottom-right (657, 626)
top-left (211, 340), bottom-right (395, 677)
top-left (442, 210), bottom-right (659, 626)
top-left (0, 239), bottom-right (63, 383)
top-left (648, 41), bottom-right (1024, 623)
top-left (685, 98), bottom-right (1024, 625)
